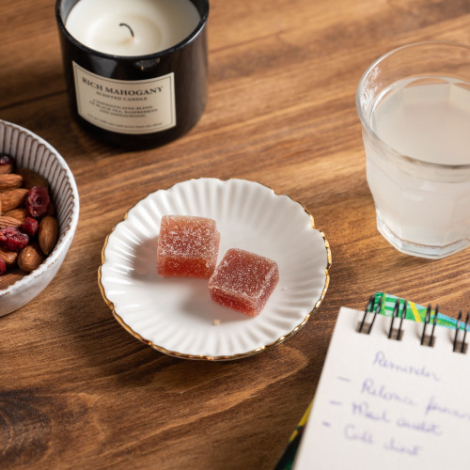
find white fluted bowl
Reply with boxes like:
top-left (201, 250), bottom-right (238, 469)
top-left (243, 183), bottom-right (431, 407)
top-left (0, 120), bottom-right (79, 317)
top-left (99, 178), bottom-right (331, 360)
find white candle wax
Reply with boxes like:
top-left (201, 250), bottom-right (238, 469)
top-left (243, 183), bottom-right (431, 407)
top-left (65, 0), bottom-right (201, 56)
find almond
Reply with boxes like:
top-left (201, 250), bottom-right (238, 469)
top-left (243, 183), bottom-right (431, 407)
top-left (4, 208), bottom-right (28, 223)
top-left (0, 161), bottom-right (13, 175)
top-left (0, 174), bottom-right (22, 191)
top-left (46, 201), bottom-right (56, 217)
top-left (0, 270), bottom-right (26, 289)
top-left (38, 215), bottom-right (58, 255)
top-left (18, 243), bottom-right (45, 272)
top-left (17, 168), bottom-right (49, 189)
top-left (0, 188), bottom-right (28, 212)
top-left (0, 248), bottom-right (18, 267)
top-left (0, 216), bottom-right (22, 229)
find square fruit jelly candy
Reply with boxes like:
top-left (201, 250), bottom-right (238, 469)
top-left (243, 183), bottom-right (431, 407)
top-left (157, 215), bottom-right (220, 278)
top-left (208, 248), bottom-right (279, 316)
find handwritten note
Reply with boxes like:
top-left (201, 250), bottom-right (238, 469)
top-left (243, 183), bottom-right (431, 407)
top-left (294, 307), bottom-right (470, 469)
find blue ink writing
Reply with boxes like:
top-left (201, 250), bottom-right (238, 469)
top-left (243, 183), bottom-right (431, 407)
top-left (351, 401), bottom-right (390, 423)
top-left (361, 378), bottom-right (416, 406)
top-left (372, 350), bottom-right (440, 382)
top-left (344, 424), bottom-right (374, 444)
top-left (384, 437), bottom-right (420, 456)
top-left (425, 396), bottom-right (470, 422)
top-left (396, 417), bottom-right (442, 435)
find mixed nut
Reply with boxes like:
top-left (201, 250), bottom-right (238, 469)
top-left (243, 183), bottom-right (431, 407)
top-left (0, 155), bottom-right (59, 289)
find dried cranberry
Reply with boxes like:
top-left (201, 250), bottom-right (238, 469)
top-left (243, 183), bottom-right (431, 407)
top-left (0, 257), bottom-right (6, 276)
top-left (0, 227), bottom-right (29, 251)
top-left (0, 155), bottom-right (13, 166)
top-left (25, 186), bottom-right (50, 218)
top-left (21, 217), bottom-right (39, 237)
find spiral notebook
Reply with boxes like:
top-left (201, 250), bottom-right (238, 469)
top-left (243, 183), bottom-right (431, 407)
top-left (292, 295), bottom-right (470, 469)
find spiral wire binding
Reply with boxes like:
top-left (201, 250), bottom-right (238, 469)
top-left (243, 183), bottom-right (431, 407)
top-left (420, 305), bottom-right (438, 347)
top-left (388, 299), bottom-right (407, 340)
top-left (359, 295), bottom-right (383, 334)
top-left (361, 295), bottom-right (469, 353)
top-left (453, 311), bottom-right (470, 353)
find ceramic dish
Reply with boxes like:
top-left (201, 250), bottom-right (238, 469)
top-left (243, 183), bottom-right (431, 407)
top-left (99, 178), bottom-right (331, 360)
top-left (0, 120), bottom-right (80, 317)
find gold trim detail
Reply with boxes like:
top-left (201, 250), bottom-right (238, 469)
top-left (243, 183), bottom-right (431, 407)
top-left (97, 178), bottom-right (332, 361)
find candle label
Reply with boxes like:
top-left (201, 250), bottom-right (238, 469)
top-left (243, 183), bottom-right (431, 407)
top-left (72, 62), bottom-right (176, 134)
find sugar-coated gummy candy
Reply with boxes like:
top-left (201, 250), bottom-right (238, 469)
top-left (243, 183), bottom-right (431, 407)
top-left (157, 215), bottom-right (220, 278)
top-left (208, 248), bottom-right (279, 316)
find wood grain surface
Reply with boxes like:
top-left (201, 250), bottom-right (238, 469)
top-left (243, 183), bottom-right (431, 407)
top-left (1, 0), bottom-right (470, 469)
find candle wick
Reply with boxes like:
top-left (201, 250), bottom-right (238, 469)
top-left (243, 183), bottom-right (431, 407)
top-left (119, 23), bottom-right (135, 38)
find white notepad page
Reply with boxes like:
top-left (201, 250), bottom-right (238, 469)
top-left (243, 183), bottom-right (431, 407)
top-left (294, 307), bottom-right (470, 469)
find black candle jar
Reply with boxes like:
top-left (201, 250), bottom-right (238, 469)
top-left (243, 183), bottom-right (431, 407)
top-left (55, 0), bottom-right (209, 149)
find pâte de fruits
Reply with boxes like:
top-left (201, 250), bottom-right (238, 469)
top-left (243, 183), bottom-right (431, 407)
top-left (157, 215), bottom-right (220, 278)
top-left (157, 215), bottom-right (279, 316)
top-left (208, 248), bottom-right (279, 317)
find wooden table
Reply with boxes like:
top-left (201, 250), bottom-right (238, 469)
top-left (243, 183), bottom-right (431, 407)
top-left (1, 1), bottom-right (470, 468)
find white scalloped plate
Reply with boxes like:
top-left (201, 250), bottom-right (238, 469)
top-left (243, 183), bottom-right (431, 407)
top-left (98, 178), bottom-right (331, 360)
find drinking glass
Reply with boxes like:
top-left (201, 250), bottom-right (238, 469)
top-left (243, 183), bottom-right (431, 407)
top-left (356, 41), bottom-right (470, 259)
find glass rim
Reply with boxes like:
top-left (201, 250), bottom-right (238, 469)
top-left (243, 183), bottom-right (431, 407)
top-left (356, 40), bottom-right (470, 171)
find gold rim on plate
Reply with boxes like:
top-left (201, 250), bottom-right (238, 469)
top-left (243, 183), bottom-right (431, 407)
top-left (98, 178), bottom-right (332, 361)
